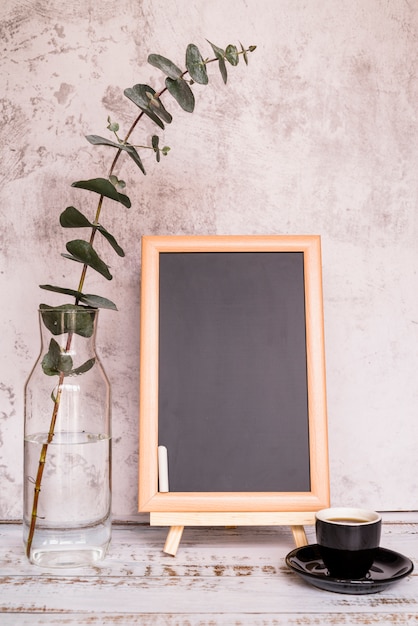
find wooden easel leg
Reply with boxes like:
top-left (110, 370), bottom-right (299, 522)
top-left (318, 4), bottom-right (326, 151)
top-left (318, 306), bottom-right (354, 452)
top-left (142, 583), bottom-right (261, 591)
top-left (163, 525), bottom-right (184, 556)
top-left (291, 525), bottom-right (308, 547)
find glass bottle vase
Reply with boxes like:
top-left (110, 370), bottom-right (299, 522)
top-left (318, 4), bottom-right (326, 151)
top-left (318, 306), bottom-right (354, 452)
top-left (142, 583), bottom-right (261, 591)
top-left (23, 305), bottom-right (111, 567)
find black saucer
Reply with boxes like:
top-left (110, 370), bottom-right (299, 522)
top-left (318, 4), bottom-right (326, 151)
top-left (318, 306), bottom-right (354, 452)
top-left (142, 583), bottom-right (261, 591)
top-left (285, 544), bottom-right (413, 594)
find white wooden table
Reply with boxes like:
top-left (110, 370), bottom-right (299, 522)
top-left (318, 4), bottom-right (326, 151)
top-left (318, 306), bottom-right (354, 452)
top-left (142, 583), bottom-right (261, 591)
top-left (1, 515), bottom-right (418, 625)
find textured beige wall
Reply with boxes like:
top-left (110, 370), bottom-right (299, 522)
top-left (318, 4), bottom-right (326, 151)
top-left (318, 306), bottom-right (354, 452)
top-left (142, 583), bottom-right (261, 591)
top-left (1, 0), bottom-right (418, 520)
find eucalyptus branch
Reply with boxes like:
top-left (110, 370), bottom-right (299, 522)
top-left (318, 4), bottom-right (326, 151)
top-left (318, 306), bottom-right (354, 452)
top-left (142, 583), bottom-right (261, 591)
top-left (26, 39), bottom-right (255, 559)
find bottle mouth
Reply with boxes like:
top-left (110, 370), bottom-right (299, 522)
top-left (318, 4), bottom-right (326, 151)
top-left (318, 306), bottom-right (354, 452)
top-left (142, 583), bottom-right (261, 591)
top-left (38, 304), bottom-right (98, 312)
top-left (39, 305), bottom-right (97, 338)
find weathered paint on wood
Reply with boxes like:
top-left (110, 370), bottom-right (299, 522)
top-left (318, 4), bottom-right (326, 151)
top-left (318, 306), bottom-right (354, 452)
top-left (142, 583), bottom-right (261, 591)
top-left (1, 519), bottom-right (417, 625)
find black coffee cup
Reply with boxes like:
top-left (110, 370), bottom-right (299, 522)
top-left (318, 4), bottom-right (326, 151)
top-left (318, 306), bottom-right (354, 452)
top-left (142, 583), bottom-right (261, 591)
top-left (315, 507), bottom-right (382, 579)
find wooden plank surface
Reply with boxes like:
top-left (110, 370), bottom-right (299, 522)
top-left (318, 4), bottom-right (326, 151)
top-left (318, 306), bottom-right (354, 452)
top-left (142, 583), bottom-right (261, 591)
top-left (1, 518), bottom-right (417, 625)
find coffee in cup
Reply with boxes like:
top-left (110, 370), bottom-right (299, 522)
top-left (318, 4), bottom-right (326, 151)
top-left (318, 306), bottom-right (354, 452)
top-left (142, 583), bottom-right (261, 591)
top-left (315, 507), bottom-right (381, 579)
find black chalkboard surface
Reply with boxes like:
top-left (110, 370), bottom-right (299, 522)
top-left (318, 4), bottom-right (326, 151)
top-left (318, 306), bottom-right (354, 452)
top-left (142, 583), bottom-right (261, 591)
top-left (158, 251), bottom-right (310, 493)
top-left (139, 235), bottom-right (329, 540)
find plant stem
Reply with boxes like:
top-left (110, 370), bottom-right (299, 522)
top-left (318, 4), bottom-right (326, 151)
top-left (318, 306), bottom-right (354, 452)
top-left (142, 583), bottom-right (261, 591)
top-left (26, 47), bottom-right (254, 558)
top-left (25, 334), bottom-right (72, 559)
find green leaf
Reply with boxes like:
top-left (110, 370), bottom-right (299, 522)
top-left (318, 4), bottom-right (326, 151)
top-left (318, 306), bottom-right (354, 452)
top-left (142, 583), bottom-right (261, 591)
top-left (217, 56), bottom-right (227, 84)
top-left (109, 174), bottom-right (126, 189)
top-left (185, 44), bottom-right (208, 85)
top-left (240, 41), bottom-right (248, 65)
top-left (207, 40), bottom-right (227, 84)
top-left (225, 44), bottom-right (239, 66)
top-left (107, 116), bottom-right (119, 132)
top-left (78, 294), bottom-right (117, 310)
top-left (61, 253), bottom-right (84, 264)
top-left (208, 40), bottom-right (225, 57)
top-left (148, 54), bottom-right (183, 79)
top-left (72, 178), bottom-right (131, 208)
top-left (39, 304), bottom-right (96, 337)
top-left (152, 135), bottom-right (160, 162)
top-left (85, 135), bottom-right (146, 174)
top-left (39, 285), bottom-right (117, 311)
top-left (59, 207), bottom-right (125, 257)
top-left (40, 285), bottom-right (84, 299)
top-left (71, 357), bottom-right (96, 376)
top-left (124, 85), bottom-right (172, 125)
top-left (65, 240), bottom-right (113, 280)
top-left (96, 225), bottom-right (125, 257)
top-left (165, 77), bottom-right (195, 112)
top-left (144, 89), bottom-right (173, 125)
top-left (60, 206), bottom-right (91, 228)
top-left (41, 338), bottom-right (73, 376)
top-left (137, 106), bottom-right (165, 129)
top-left (124, 84), bottom-right (149, 110)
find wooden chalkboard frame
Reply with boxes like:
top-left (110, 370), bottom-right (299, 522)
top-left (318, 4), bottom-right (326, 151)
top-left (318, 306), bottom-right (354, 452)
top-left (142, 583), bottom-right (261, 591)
top-left (139, 235), bottom-right (329, 553)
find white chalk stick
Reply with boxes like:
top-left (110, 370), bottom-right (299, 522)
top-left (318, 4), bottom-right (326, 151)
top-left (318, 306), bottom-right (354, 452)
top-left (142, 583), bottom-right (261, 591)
top-left (158, 445), bottom-right (169, 492)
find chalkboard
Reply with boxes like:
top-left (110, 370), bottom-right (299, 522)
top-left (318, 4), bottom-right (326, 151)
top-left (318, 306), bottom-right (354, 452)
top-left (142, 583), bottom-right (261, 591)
top-left (159, 251), bottom-right (310, 492)
top-left (139, 235), bottom-right (329, 519)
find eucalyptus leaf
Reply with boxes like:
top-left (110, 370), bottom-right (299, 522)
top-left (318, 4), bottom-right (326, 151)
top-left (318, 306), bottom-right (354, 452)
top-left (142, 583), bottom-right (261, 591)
top-left (124, 84), bottom-right (152, 109)
top-left (79, 294), bottom-right (117, 310)
top-left (145, 91), bottom-right (173, 125)
top-left (141, 107), bottom-right (165, 129)
top-left (240, 41), bottom-right (248, 65)
top-left (72, 178), bottom-right (131, 208)
top-left (41, 338), bottom-right (73, 376)
top-left (109, 175), bottom-right (126, 189)
top-left (217, 56), bottom-right (227, 84)
top-left (208, 40), bottom-right (225, 58)
top-left (61, 253), bottom-right (84, 264)
top-left (107, 120), bottom-right (119, 132)
top-left (207, 40), bottom-right (228, 84)
top-left (70, 357), bottom-right (96, 376)
top-left (39, 285), bottom-right (117, 310)
top-left (152, 135), bottom-right (160, 162)
top-left (123, 90), bottom-right (165, 129)
top-left (124, 85), bottom-right (172, 125)
top-left (185, 44), bottom-right (208, 85)
top-left (60, 206), bottom-right (91, 228)
top-left (40, 286), bottom-right (85, 303)
top-left (85, 135), bottom-right (146, 174)
top-left (39, 304), bottom-right (95, 338)
top-left (65, 240), bottom-right (113, 281)
top-left (165, 77), bottom-right (195, 113)
top-left (225, 44), bottom-right (239, 66)
top-left (96, 225), bottom-right (125, 257)
top-left (148, 54), bottom-right (183, 79)
top-left (86, 135), bottom-right (122, 148)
